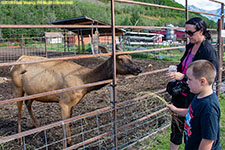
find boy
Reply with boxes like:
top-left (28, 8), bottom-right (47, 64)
top-left (167, 60), bottom-right (221, 150)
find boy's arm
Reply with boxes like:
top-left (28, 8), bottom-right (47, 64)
top-left (166, 104), bottom-right (187, 117)
top-left (198, 139), bottom-right (214, 150)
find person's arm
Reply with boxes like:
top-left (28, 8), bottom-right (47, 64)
top-left (166, 72), bottom-right (185, 81)
top-left (198, 138), bottom-right (214, 150)
top-left (166, 104), bottom-right (187, 117)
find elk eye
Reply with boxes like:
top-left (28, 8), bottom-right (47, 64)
top-left (117, 59), bottom-right (124, 63)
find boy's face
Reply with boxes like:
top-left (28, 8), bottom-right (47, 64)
top-left (186, 68), bottom-right (202, 94)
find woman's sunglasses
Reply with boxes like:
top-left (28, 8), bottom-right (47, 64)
top-left (185, 30), bottom-right (199, 36)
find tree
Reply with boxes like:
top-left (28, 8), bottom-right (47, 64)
top-left (121, 16), bottom-right (131, 25)
top-left (130, 10), bottom-right (142, 26)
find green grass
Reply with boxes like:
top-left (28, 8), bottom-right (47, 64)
top-left (219, 94), bottom-right (225, 149)
top-left (133, 95), bottom-right (225, 150)
top-left (2, 41), bottom-right (93, 53)
top-left (0, 43), bottom-right (8, 47)
top-left (131, 127), bottom-right (185, 150)
top-left (130, 49), bottom-right (184, 62)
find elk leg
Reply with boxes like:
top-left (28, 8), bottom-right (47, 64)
top-left (17, 101), bottom-right (23, 144)
top-left (14, 86), bottom-right (25, 145)
top-left (25, 100), bottom-right (38, 128)
top-left (60, 103), bottom-right (73, 148)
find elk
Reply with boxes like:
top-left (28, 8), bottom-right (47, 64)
top-left (10, 54), bottom-right (142, 147)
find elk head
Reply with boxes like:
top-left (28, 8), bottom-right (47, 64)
top-left (116, 54), bottom-right (142, 76)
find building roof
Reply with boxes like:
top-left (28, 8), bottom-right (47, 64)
top-left (52, 16), bottom-right (124, 36)
top-left (44, 32), bottom-right (63, 38)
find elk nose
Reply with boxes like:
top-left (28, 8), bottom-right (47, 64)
top-left (137, 67), bottom-right (142, 73)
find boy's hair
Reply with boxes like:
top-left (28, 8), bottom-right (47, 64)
top-left (187, 60), bottom-right (216, 85)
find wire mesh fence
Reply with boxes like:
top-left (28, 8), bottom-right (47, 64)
top-left (0, 30), bottom-right (128, 63)
top-left (0, 90), bottom-right (171, 150)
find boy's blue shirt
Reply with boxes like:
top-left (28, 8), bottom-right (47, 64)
top-left (184, 92), bottom-right (221, 150)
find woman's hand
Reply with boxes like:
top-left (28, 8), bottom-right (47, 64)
top-left (166, 72), bottom-right (184, 81)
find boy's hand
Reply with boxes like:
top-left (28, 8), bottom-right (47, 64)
top-left (166, 104), bottom-right (177, 113)
top-left (167, 104), bottom-right (187, 117)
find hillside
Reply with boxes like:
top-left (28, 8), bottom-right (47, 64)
top-left (0, 0), bottom-right (217, 38)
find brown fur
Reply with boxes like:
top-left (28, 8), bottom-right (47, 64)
top-left (10, 55), bottom-right (141, 147)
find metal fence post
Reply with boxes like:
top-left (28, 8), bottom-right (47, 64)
top-left (216, 2), bottom-right (224, 98)
top-left (185, 0), bottom-right (188, 21)
top-left (221, 3), bottom-right (224, 71)
top-left (217, 19), bottom-right (222, 98)
top-left (45, 36), bottom-right (48, 58)
top-left (111, 0), bottom-right (118, 149)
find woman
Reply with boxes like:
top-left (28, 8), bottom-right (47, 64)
top-left (166, 17), bottom-right (219, 150)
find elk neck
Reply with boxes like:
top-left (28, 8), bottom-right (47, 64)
top-left (84, 57), bottom-right (114, 92)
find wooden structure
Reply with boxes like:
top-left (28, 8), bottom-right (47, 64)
top-left (44, 32), bottom-right (64, 44)
top-left (52, 16), bottom-right (124, 54)
top-left (123, 31), bottom-right (164, 46)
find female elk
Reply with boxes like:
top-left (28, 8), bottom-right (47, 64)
top-left (10, 54), bottom-right (141, 147)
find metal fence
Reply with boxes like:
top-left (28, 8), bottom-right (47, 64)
top-left (0, 0), bottom-right (224, 149)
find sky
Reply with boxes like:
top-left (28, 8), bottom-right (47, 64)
top-left (174, 0), bottom-right (223, 10)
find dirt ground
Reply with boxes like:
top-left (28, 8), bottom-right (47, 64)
top-left (0, 56), bottom-right (175, 149)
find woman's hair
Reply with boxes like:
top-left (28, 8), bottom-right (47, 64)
top-left (185, 17), bottom-right (211, 40)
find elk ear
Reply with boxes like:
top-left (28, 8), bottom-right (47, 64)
top-left (126, 55), bottom-right (132, 59)
top-left (117, 54), bottom-right (131, 60)
top-left (116, 55), bottom-right (123, 60)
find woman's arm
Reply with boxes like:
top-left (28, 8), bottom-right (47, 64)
top-left (166, 72), bottom-right (185, 81)
top-left (198, 139), bottom-right (214, 150)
